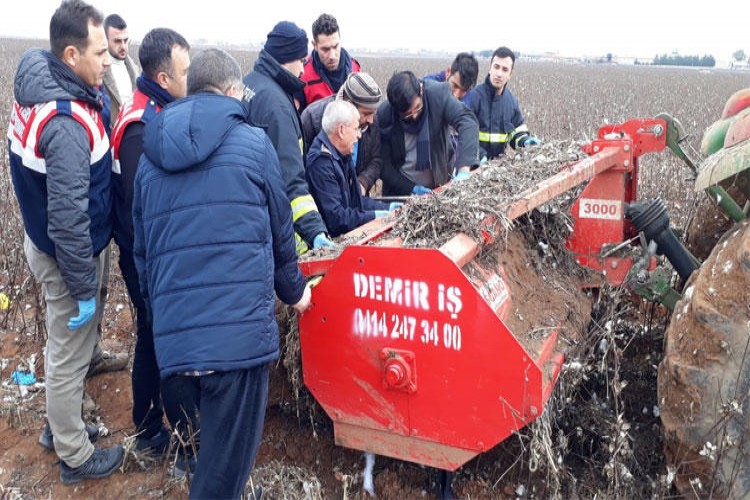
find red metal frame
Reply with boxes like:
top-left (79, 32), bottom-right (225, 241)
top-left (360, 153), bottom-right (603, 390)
top-left (296, 118), bottom-right (669, 470)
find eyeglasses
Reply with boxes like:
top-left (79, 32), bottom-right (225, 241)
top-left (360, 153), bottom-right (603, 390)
top-left (342, 123), bottom-right (362, 136)
top-left (400, 100), bottom-right (423, 121)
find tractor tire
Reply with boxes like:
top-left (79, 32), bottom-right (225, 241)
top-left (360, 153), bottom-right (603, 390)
top-left (658, 220), bottom-right (750, 499)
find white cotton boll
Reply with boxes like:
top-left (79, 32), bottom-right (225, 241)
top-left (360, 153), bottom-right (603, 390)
top-left (598, 338), bottom-right (608, 353)
top-left (363, 452), bottom-right (375, 497)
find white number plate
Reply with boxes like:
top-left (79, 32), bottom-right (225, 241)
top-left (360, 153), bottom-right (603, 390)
top-left (579, 198), bottom-right (621, 220)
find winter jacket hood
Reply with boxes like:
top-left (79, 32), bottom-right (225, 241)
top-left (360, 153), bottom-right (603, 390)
top-left (15, 49), bottom-right (103, 109)
top-left (143, 93), bottom-right (247, 173)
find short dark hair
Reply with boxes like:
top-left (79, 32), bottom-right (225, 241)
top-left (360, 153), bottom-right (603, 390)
top-left (492, 46), bottom-right (516, 67)
top-left (139, 28), bottom-right (190, 79)
top-left (49, 0), bottom-right (103, 58)
top-left (386, 71), bottom-right (421, 114)
top-left (451, 52), bottom-right (479, 90)
top-left (312, 13), bottom-right (339, 41)
top-left (103, 13), bottom-right (126, 33)
top-left (188, 48), bottom-right (242, 96)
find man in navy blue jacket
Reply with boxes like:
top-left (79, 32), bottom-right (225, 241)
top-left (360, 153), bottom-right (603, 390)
top-left (133, 48), bottom-right (311, 499)
top-left (306, 100), bottom-right (394, 237)
top-left (464, 46), bottom-right (540, 159)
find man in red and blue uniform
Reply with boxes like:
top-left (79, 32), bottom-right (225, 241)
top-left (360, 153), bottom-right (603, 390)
top-left (7, 0), bottom-right (123, 484)
top-left (110, 27), bottom-right (193, 462)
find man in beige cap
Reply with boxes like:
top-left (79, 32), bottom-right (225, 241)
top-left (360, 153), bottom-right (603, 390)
top-left (301, 72), bottom-right (382, 195)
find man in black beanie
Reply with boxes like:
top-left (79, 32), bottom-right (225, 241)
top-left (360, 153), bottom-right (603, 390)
top-left (243, 21), bottom-right (334, 253)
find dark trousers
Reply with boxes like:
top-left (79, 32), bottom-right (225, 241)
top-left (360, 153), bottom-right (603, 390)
top-left (122, 247), bottom-right (200, 445)
top-left (119, 247), bottom-right (164, 438)
top-left (187, 365), bottom-right (269, 500)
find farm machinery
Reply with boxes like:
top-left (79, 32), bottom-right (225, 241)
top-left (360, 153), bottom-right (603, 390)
top-left (294, 91), bottom-right (750, 498)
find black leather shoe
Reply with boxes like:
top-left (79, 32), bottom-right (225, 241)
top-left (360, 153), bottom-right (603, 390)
top-left (59, 445), bottom-right (124, 485)
top-left (39, 422), bottom-right (99, 451)
top-left (135, 426), bottom-right (170, 456)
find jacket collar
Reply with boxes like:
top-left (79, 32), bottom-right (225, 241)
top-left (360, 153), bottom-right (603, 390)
top-left (254, 50), bottom-right (305, 95)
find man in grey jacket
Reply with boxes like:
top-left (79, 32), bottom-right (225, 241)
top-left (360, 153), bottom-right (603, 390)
top-left (377, 71), bottom-right (479, 196)
top-left (7, 0), bottom-right (124, 484)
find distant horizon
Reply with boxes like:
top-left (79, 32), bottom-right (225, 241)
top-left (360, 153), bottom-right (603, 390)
top-left (0, 34), bottom-right (737, 67)
top-left (0, 0), bottom-right (745, 66)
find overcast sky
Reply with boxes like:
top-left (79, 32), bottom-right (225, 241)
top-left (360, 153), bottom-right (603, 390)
top-left (1, 1), bottom-right (747, 63)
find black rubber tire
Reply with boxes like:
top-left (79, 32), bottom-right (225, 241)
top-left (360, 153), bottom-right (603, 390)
top-left (658, 220), bottom-right (750, 498)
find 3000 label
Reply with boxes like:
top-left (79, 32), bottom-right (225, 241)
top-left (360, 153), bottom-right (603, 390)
top-left (579, 198), bottom-right (621, 220)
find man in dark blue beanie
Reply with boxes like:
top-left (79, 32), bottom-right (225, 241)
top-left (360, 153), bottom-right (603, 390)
top-left (264, 21), bottom-right (309, 65)
top-left (243, 22), bottom-right (335, 254)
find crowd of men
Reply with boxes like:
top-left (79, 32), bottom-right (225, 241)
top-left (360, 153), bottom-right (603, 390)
top-left (7, 1), bottom-right (540, 497)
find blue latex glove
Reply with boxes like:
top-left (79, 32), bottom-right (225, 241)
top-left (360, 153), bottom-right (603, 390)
top-left (479, 156), bottom-right (488, 166)
top-left (11, 371), bottom-right (36, 385)
top-left (312, 233), bottom-right (335, 249)
top-left (522, 136), bottom-right (541, 147)
top-left (453, 170), bottom-right (471, 182)
top-left (374, 210), bottom-right (390, 218)
top-left (68, 297), bottom-right (96, 330)
top-left (389, 202), bottom-right (404, 211)
top-left (411, 185), bottom-right (432, 195)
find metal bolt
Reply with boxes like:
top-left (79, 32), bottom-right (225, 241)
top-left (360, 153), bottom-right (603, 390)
top-left (654, 124), bottom-right (664, 137)
top-left (611, 261), bottom-right (618, 269)
top-left (593, 146), bottom-right (600, 152)
top-left (529, 406), bottom-right (538, 416)
top-left (624, 160), bottom-right (630, 167)
top-left (623, 145), bottom-right (630, 152)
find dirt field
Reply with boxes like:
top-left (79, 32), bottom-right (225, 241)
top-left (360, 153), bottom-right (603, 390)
top-left (2, 38), bottom-right (750, 498)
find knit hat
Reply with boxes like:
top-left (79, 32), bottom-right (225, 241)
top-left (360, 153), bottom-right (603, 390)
top-left (264, 21), bottom-right (308, 64)
top-left (337, 72), bottom-right (382, 109)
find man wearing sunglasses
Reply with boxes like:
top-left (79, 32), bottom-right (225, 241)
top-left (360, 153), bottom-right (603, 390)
top-left (378, 71), bottom-right (479, 196)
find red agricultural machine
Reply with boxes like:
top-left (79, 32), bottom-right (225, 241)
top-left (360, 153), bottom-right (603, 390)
top-left (296, 104), bottom-right (750, 498)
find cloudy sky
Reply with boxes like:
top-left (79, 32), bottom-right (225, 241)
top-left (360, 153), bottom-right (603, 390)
top-left (1, 1), bottom-right (747, 63)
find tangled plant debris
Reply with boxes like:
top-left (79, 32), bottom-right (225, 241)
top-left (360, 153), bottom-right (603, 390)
top-left (393, 140), bottom-right (588, 247)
